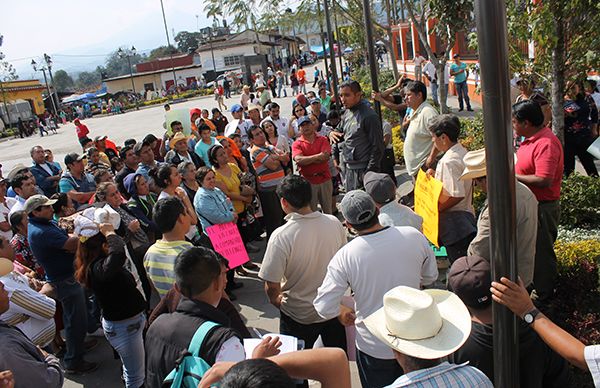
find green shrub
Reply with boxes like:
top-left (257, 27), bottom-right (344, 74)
top-left (391, 124), bottom-right (404, 165)
top-left (459, 113), bottom-right (485, 151)
top-left (559, 173), bottom-right (600, 229)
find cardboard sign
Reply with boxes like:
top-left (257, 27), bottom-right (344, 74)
top-left (205, 222), bottom-right (250, 269)
top-left (414, 169), bottom-right (444, 247)
top-left (165, 108), bottom-right (192, 136)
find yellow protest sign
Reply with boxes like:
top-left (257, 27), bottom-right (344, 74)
top-left (414, 169), bottom-right (444, 247)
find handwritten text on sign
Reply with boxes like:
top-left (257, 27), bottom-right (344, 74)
top-left (205, 222), bottom-right (250, 269)
top-left (414, 169), bottom-right (444, 247)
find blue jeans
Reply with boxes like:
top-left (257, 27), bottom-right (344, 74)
top-left (356, 349), bottom-right (403, 388)
top-left (52, 277), bottom-right (88, 368)
top-left (430, 81), bottom-right (439, 105)
top-left (278, 82), bottom-right (287, 97)
top-left (455, 81), bottom-right (471, 110)
top-left (102, 313), bottom-right (146, 388)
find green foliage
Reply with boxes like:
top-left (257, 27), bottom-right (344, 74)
top-left (559, 174), bottom-right (600, 229)
top-left (0, 51), bottom-right (18, 82)
top-left (458, 113), bottom-right (485, 151)
top-left (391, 124), bottom-right (404, 165)
top-left (102, 49), bottom-right (146, 78)
top-left (76, 71), bottom-right (102, 90)
top-left (148, 45), bottom-right (180, 60)
top-left (174, 32), bottom-right (203, 54)
top-left (53, 70), bottom-right (75, 92)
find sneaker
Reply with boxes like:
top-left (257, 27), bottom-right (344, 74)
top-left (65, 360), bottom-right (99, 375)
top-left (84, 338), bottom-right (99, 352)
top-left (467, 107), bottom-right (474, 112)
top-left (245, 243), bottom-right (260, 253)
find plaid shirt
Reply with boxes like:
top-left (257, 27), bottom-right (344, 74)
top-left (386, 362), bottom-right (493, 388)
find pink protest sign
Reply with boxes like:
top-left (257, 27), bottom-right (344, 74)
top-left (205, 222), bottom-right (250, 269)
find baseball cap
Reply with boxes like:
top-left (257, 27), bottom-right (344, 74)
top-left (453, 53), bottom-right (460, 59)
top-left (23, 194), bottom-right (57, 214)
top-left (94, 135), bottom-right (107, 142)
top-left (124, 138), bottom-right (137, 148)
top-left (230, 104), bottom-right (243, 113)
top-left (363, 172), bottom-right (396, 204)
top-left (447, 255), bottom-right (492, 309)
top-left (297, 116), bottom-right (312, 127)
top-left (340, 190), bottom-right (377, 225)
top-left (309, 98), bottom-right (320, 105)
top-left (248, 104), bottom-right (262, 112)
top-left (64, 152), bottom-right (85, 165)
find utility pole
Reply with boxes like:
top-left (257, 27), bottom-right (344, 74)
top-left (332, 0), bottom-right (345, 80)
top-left (316, 0), bottom-right (329, 85)
top-left (43, 54), bottom-right (60, 113)
top-left (361, 0), bottom-right (381, 118)
top-left (31, 59), bottom-right (58, 117)
top-left (118, 47), bottom-right (139, 110)
top-left (475, 1), bottom-right (520, 387)
top-left (322, 0), bottom-right (340, 104)
top-left (160, 0), bottom-right (178, 92)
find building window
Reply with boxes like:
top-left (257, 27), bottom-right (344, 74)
top-left (144, 83), bottom-right (155, 91)
top-left (223, 55), bottom-right (243, 67)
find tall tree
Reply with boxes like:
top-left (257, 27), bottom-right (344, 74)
top-left (104, 49), bottom-right (146, 78)
top-left (0, 51), bottom-right (17, 82)
top-left (174, 32), bottom-right (203, 53)
top-left (148, 45), bottom-right (180, 59)
top-left (404, 0), bottom-right (474, 113)
top-left (52, 69), bottom-right (75, 92)
top-left (506, 0), bottom-right (600, 142)
top-left (76, 71), bottom-right (102, 90)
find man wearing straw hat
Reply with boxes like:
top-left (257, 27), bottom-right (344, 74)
top-left (461, 149), bottom-right (539, 288)
top-left (165, 132), bottom-right (205, 169)
top-left (363, 286), bottom-right (492, 387)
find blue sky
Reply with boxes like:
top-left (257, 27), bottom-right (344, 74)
top-left (1, 0), bottom-right (239, 78)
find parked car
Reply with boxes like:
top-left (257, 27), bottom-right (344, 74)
top-left (206, 70), bottom-right (244, 89)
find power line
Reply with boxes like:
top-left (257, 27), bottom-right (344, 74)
top-left (6, 47), bottom-right (156, 62)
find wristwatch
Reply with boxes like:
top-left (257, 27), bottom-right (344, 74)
top-left (523, 308), bottom-right (540, 325)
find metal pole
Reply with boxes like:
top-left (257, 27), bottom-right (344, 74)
top-left (210, 38), bottom-right (217, 73)
top-left (322, 0), bottom-right (340, 104)
top-left (41, 69), bottom-right (58, 117)
top-left (361, 0), bottom-right (381, 118)
top-left (0, 81), bottom-right (12, 128)
top-left (316, 0), bottom-right (329, 85)
top-left (474, 1), bottom-right (519, 387)
top-left (160, 0), bottom-right (178, 90)
top-left (127, 55), bottom-right (139, 110)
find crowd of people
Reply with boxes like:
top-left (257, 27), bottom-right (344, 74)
top-left (0, 64), bottom-right (598, 388)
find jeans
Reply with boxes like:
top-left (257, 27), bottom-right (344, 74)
top-left (430, 81), bottom-right (439, 105)
top-left (102, 313), bottom-right (146, 388)
top-left (564, 136), bottom-right (599, 177)
top-left (258, 189), bottom-right (285, 240)
top-left (278, 82), bottom-right (287, 97)
top-left (455, 81), bottom-right (471, 110)
top-left (52, 277), bottom-right (88, 368)
top-left (300, 82), bottom-right (307, 94)
top-left (356, 349), bottom-right (403, 388)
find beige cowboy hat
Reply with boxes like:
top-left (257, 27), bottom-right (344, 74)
top-left (0, 257), bottom-right (14, 276)
top-left (459, 149), bottom-right (518, 181)
top-left (248, 104), bottom-right (262, 112)
top-left (363, 286), bottom-right (471, 359)
top-left (170, 132), bottom-right (190, 150)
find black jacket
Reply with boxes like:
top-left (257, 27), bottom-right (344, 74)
top-left (88, 234), bottom-right (147, 321)
top-left (145, 297), bottom-right (241, 388)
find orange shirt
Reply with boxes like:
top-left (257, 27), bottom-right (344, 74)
top-left (297, 69), bottom-right (306, 83)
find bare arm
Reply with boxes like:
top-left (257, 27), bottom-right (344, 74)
top-left (214, 181), bottom-right (251, 203)
top-left (294, 152), bottom-right (329, 166)
top-left (66, 190), bottom-right (94, 204)
top-left (491, 277), bottom-right (588, 371)
top-left (264, 281), bottom-right (283, 309)
top-left (438, 192), bottom-right (464, 213)
top-left (516, 174), bottom-right (552, 188)
top-left (62, 236), bottom-right (79, 253)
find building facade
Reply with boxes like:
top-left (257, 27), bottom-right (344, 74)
top-left (0, 80), bottom-right (47, 115)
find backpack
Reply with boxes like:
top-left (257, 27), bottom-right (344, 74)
top-left (163, 321), bottom-right (220, 388)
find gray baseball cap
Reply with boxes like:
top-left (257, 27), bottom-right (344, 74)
top-left (340, 190), bottom-right (377, 225)
top-left (363, 172), bottom-right (397, 205)
top-left (23, 194), bottom-right (57, 214)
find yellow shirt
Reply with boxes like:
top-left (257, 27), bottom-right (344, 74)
top-left (213, 163), bottom-right (245, 214)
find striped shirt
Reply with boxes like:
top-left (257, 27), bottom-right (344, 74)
top-left (144, 240), bottom-right (193, 297)
top-left (0, 271), bottom-right (56, 348)
top-left (385, 361), bottom-right (493, 387)
top-left (250, 144), bottom-right (285, 190)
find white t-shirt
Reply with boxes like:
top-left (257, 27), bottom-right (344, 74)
top-left (378, 201), bottom-right (423, 231)
top-left (435, 143), bottom-right (473, 214)
top-left (158, 191), bottom-right (197, 240)
top-left (382, 121), bottom-right (393, 150)
top-left (261, 117), bottom-right (290, 138)
top-left (314, 226), bottom-right (438, 359)
top-left (0, 197), bottom-right (16, 240)
top-left (414, 55), bottom-right (426, 66)
top-left (585, 345), bottom-right (600, 388)
top-left (259, 212), bottom-right (346, 324)
top-left (38, 163), bottom-right (53, 176)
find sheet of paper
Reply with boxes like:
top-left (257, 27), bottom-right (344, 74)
top-left (243, 333), bottom-right (298, 357)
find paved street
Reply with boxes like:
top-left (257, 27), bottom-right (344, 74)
top-left (0, 61), bottom-right (480, 387)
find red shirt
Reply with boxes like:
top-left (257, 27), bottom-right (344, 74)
top-left (75, 123), bottom-right (89, 139)
top-left (515, 127), bottom-right (564, 201)
top-left (297, 69), bottom-right (306, 83)
top-left (292, 134), bottom-right (331, 184)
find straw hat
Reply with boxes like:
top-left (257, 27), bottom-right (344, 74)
top-left (170, 132), bottom-right (189, 149)
top-left (0, 258), bottom-right (14, 276)
top-left (363, 286), bottom-right (471, 359)
top-left (459, 149), bottom-right (487, 181)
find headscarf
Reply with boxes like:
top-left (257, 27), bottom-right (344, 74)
top-left (216, 136), bottom-right (242, 159)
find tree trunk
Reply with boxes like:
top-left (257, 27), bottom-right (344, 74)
top-left (437, 61), bottom-right (449, 113)
top-left (383, 0), bottom-right (399, 78)
top-left (550, 11), bottom-right (565, 144)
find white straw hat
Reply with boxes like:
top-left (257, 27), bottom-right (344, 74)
top-left (363, 286), bottom-right (471, 359)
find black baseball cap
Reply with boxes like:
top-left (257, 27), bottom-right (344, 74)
top-left (447, 255), bottom-right (492, 309)
top-left (64, 152), bottom-right (85, 165)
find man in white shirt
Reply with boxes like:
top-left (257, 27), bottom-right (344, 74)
top-left (363, 171), bottom-right (423, 231)
top-left (413, 53), bottom-right (426, 81)
top-left (422, 54), bottom-right (451, 107)
top-left (259, 175), bottom-right (347, 352)
top-left (224, 104), bottom-right (251, 146)
top-left (314, 190), bottom-right (438, 388)
top-left (260, 102), bottom-right (289, 137)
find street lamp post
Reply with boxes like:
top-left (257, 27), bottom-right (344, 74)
top-left (361, 0), bottom-right (381, 119)
top-left (159, 0), bottom-right (178, 92)
top-left (31, 59), bottom-right (59, 117)
top-left (322, 0), bottom-right (340, 104)
top-left (118, 46), bottom-right (139, 110)
top-left (285, 8), bottom-right (298, 57)
top-left (202, 28), bottom-right (218, 76)
top-left (43, 53), bottom-right (60, 113)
